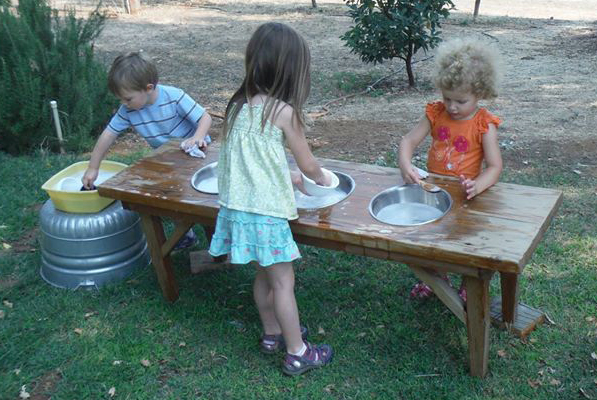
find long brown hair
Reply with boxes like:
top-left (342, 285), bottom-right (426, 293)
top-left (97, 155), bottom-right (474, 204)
top-left (222, 22), bottom-right (311, 138)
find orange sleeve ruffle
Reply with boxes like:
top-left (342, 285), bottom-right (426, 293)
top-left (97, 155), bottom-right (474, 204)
top-left (476, 108), bottom-right (501, 133)
top-left (425, 102), bottom-right (445, 125)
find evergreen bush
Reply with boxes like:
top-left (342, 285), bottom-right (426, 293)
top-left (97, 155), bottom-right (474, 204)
top-left (341, 0), bottom-right (454, 87)
top-left (0, 0), bottom-right (116, 155)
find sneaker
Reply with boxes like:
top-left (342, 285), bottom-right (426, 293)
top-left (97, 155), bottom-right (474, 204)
top-left (260, 325), bottom-right (308, 354)
top-left (458, 287), bottom-right (467, 303)
top-left (282, 342), bottom-right (333, 376)
top-left (410, 282), bottom-right (433, 299)
top-left (174, 229), bottom-right (196, 250)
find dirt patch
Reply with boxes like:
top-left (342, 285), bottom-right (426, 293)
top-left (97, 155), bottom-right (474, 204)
top-left (28, 369), bottom-right (63, 400)
top-left (88, 1), bottom-right (597, 174)
top-left (9, 227), bottom-right (39, 253)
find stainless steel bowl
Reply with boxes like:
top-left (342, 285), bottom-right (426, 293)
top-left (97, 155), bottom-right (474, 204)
top-left (369, 184), bottom-right (452, 226)
top-left (295, 171), bottom-right (355, 210)
top-left (191, 162), bottom-right (218, 194)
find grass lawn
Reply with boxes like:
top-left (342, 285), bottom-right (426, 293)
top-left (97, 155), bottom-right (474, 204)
top-left (0, 149), bottom-right (595, 399)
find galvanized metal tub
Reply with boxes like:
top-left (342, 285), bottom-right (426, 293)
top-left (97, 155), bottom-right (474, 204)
top-left (39, 199), bottom-right (150, 289)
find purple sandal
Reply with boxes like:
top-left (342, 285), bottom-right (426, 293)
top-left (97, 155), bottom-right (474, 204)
top-left (259, 325), bottom-right (308, 354)
top-left (282, 341), bottom-right (333, 376)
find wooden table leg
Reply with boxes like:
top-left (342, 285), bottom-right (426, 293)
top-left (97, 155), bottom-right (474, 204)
top-left (464, 273), bottom-right (492, 377)
top-left (140, 214), bottom-right (179, 302)
top-left (201, 225), bottom-right (227, 263)
top-left (500, 272), bottom-right (519, 324)
top-left (489, 272), bottom-right (545, 337)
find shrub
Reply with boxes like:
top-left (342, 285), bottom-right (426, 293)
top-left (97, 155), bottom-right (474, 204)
top-left (341, 0), bottom-right (454, 86)
top-left (0, 0), bottom-right (116, 155)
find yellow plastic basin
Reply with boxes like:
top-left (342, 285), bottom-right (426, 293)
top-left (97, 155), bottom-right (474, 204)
top-left (41, 160), bottom-right (128, 213)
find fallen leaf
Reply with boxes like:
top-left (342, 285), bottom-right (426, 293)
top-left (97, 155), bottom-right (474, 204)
top-left (73, 328), bottom-right (83, 335)
top-left (497, 349), bottom-right (507, 358)
top-left (2, 242), bottom-right (11, 250)
top-left (586, 316), bottom-right (596, 323)
top-left (3, 300), bottom-right (13, 308)
top-left (530, 338), bottom-right (538, 344)
top-left (84, 312), bottom-right (97, 318)
top-left (108, 387), bottom-right (116, 397)
top-left (324, 384), bottom-right (335, 393)
top-left (140, 359), bottom-right (151, 367)
top-left (591, 352), bottom-right (597, 360)
top-left (19, 385), bottom-right (30, 399)
top-left (317, 326), bottom-right (325, 335)
top-left (579, 388), bottom-right (592, 399)
top-left (179, 342), bottom-right (186, 347)
top-left (528, 378), bottom-right (541, 388)
top-left (550, 378), bottom-right (561, 386)
top-left (113, 360), bottom-right (122, 366)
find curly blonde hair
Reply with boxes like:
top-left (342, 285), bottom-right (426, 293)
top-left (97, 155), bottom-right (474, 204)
top-left (433, 37), bottom-right (501, 99)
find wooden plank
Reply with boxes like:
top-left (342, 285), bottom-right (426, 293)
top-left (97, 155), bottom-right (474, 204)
top-left (140, 214), bottom-right (179, 302)
top-left (190, 250), bottom-right (231, 274)
top-left (490, 298), bottom-right (545, 338)
top-left (465, 274), bottom-right (492, 377)
top-left (409, 266), bottom-right (466, 324)
top-left (161, 221), bottom-right (194, 256)
top-left (99, 141), bottom-right (562, 275)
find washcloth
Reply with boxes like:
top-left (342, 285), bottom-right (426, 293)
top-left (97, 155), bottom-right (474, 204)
top-left (181, 142), bottom-right (206, 158)
top-left (415, 166), bottom-right (429, 179)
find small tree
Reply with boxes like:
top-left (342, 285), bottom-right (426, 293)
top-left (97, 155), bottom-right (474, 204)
top-left (341, 0), bottom-right (454, 86)
top-left (0, 0), bottom-right (115, 154)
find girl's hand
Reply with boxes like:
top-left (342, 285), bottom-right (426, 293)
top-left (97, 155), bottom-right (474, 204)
top-left (181, 136), bottom-right (207, 152)
top-left (399, 163), bottom-right (422, 184)
top-left (459, 175), bottom-right (478, 200)
top-left (82, 168), bottom-right (99, 190)
top-left (290, 170), bottom-right (308, 194)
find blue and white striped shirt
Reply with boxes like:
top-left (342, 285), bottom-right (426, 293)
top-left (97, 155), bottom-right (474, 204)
top-left (107, 84), bottom-right (209, 148)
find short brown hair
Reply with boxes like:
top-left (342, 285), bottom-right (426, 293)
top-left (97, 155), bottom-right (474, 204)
top-left (107, 52), bottom-right (158, 96)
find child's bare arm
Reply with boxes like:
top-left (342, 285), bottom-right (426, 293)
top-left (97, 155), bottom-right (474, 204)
top-left (278, 106), bottom-right (328, 186)
top-left (181, 112), bottom-right (212, 150)
top-left (82, 129), bottom-right (118, 189)
top-left (459, 123), bottom-right (502, 199)
top-left (398, 116), bottom-right (431, 184)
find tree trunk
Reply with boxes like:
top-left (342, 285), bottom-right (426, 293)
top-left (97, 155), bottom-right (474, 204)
top-left (405, 51), bottom-right (415, 87)
top-left (473, 0), bottom-right (481, 18)
top-left (312, 0), bottom-right (317, 8)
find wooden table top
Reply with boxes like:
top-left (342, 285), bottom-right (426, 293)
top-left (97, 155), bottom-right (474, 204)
top-left (99, 141), bottom-right (563, 274)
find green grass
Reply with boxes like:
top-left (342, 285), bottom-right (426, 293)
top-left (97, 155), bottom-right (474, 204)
top-left (0, 150), bottom-right (595, 399)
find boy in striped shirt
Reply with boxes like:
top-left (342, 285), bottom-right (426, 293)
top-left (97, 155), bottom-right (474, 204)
top-left (83, 52), bottom-right (212, 249)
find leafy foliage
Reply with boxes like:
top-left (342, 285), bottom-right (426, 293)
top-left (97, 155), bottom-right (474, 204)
top-left (341, 0), bottom-right (454, 86)
top-left (0, 0), bottom-right (116, 155)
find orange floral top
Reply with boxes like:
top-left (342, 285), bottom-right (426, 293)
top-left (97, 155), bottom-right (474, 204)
top-left (425, 102), bottom-right (501, 179)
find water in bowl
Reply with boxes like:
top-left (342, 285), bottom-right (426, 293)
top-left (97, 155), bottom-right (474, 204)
top-left (376, 202), bottom-right (443, 226)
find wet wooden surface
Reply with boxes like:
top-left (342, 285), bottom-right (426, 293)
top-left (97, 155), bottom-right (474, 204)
top-left (100, 141), bottom-right (563, 275)
top-left (98, 140), bottom-right (562, 378)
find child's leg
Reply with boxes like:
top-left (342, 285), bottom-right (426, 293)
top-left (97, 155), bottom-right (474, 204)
top-left (254, 262), bottom-right (303, 354)
top-left (253, 266), bottom-right (281, 335)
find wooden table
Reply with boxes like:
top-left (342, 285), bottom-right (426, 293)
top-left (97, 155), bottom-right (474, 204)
top-left (99, 141), bottom-right (562, 377)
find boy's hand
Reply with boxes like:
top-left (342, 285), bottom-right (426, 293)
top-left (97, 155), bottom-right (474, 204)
top-left (82, 168), bottom-right (99, 190)
top-left (181, 137), bottom-right (207, 151)
top-left (459, 175), bottom-right (477, 200)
